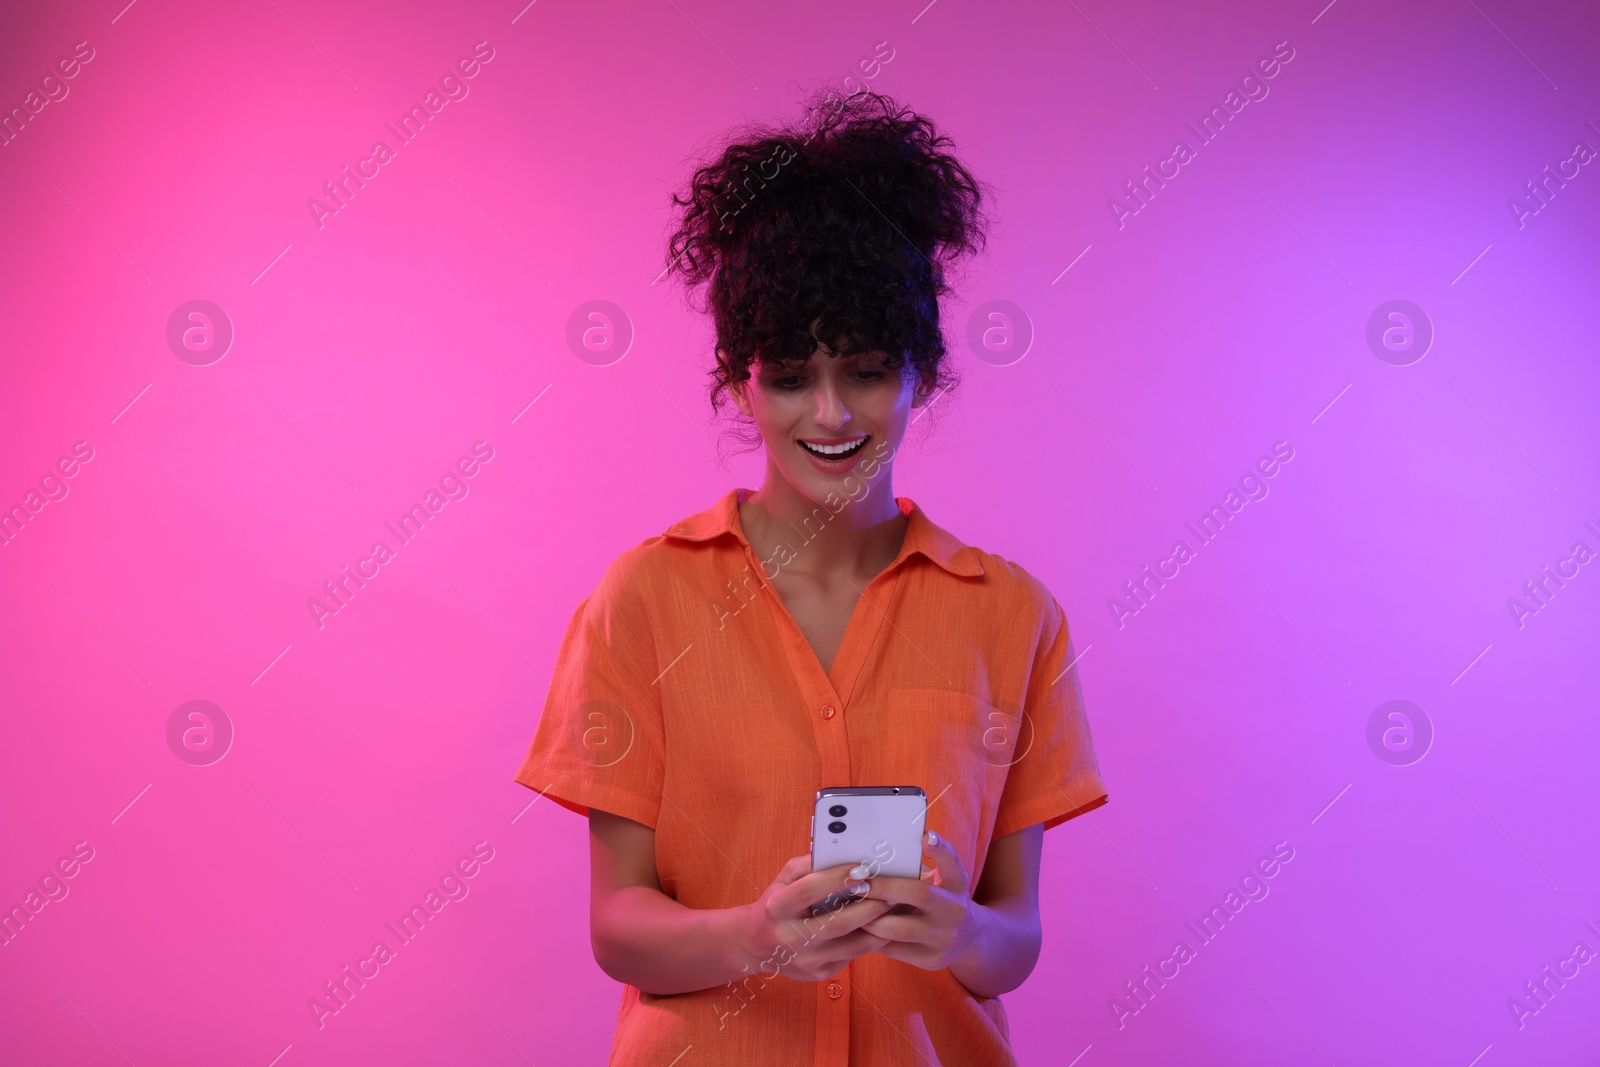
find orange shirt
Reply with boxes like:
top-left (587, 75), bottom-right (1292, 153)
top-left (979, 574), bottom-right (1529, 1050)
top-left (514, 488), bottom-right (1109, 1066)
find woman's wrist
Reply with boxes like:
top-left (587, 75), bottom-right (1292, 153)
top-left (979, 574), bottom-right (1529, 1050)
top-left (948, 899), bottom-right (1038, 998)
top-left (946, 899), bottom-right (995, 990)
top-left (598, 889), bottom-right (768, 995)
top-left (711, 901), bottom-right (766, 979)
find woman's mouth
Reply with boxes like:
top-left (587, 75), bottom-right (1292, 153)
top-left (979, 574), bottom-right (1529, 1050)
top-left (798, 434), bottom-right (870, 466)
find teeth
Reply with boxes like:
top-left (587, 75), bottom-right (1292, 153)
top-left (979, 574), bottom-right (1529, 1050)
top-left (801, 436), bottom-right (866, 456)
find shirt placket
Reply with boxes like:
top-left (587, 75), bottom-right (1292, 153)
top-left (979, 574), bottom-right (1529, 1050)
top-left (740, 542), bottom-right (906, 1067)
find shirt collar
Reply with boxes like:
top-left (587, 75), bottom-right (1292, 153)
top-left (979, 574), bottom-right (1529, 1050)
top-left (663, 488), bottom-right (984, 578)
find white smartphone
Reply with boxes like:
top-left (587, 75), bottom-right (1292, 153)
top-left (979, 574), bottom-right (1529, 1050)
top-left (809, 786), bottom-right (927, 915)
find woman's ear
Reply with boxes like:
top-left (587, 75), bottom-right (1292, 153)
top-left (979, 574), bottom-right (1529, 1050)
top-left (728, 372), bottom-right (754, 419)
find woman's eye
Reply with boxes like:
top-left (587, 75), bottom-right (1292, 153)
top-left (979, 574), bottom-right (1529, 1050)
top-left (772, 376), bottom-right (804, 390)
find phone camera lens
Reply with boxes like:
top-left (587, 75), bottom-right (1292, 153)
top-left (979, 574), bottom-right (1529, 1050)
top-left (829, 805), bottom-right (847, 817)
top-left (828, 821), bottom-right (847, 834)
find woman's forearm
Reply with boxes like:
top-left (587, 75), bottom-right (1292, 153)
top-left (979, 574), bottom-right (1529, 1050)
top-left (592, 885), bottom-right (757, 995)
top-left (947, 891), bottom-right (1043, 998)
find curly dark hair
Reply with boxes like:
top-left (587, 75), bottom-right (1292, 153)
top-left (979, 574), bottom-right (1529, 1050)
top-left (664, 89), bottom-right (989, 435)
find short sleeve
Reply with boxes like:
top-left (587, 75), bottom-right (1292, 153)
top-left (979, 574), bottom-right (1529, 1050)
top-left (511, 562), bottom-right (667, 829)
top-left (991, 595), bottom-right (1109, 840)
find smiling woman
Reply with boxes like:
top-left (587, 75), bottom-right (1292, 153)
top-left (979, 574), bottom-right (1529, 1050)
top-left (513, 89), bottom-right (1109, 1067)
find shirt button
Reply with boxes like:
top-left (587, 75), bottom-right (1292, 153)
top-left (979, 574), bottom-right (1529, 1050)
top-left (826, 981), bottom-right (844, 999)
top-left (820, 705), bottom-right (836, 719)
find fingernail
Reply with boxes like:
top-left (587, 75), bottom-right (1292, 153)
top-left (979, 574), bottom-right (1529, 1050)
top-left (846, 880), bottom-right (869, 895)
top-left (926, 830), bottom-right (940, 848)
top-left (849, 863), bottom-right (870, 880)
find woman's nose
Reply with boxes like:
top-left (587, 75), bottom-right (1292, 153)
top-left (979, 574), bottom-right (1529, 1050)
top-left (813, 381), bottom-right (850, 429)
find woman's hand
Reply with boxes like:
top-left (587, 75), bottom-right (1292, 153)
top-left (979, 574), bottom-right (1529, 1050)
top-left (591, 810), bottom-right (1043, 998)
top-left (590, 811), bottom-right (899, 994)
top-left (858, 830), bottom-right (982, 972)
top-left (736, 854), bottom-right (895, 982)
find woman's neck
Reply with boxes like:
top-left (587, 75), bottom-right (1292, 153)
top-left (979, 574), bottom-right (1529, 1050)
top-left (738, 470), bottom-right (907, 582)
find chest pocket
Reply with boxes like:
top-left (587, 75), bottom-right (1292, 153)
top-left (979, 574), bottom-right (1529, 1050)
top-left (880, 688), bottom-right (1018, 879)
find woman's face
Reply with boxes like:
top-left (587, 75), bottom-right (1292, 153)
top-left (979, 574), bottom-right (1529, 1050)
top-left (731, 344), bottom-right (929, 507)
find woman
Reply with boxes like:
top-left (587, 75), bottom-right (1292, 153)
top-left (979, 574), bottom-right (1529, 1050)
top-left (514, 90), bottom-right (1108, 1065)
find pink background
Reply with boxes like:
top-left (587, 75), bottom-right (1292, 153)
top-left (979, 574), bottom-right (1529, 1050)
top-left (2, 0), bottom-right (1598, 1063)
